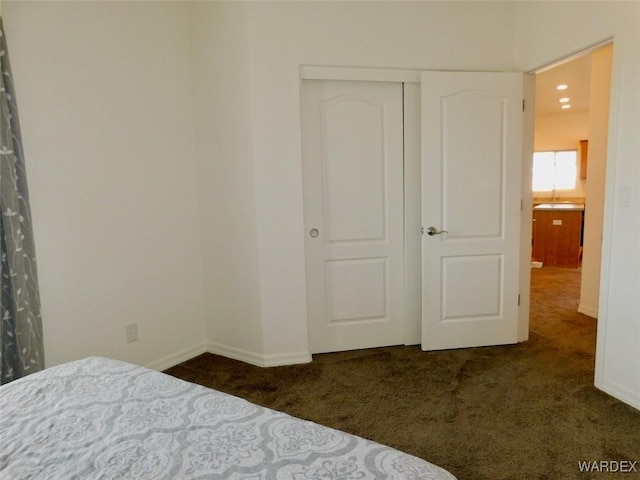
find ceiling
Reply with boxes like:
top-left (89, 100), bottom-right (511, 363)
top-left (535, 53), bottom-right (592, 115)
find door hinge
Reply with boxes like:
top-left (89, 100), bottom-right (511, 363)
top-left (522, 99), bottom-right (526, 112)
top-left (518, 294), bottom-right (521, 306)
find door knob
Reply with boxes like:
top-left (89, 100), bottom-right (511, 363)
top-left (426, 226), bottom-right (448, 236)
top-left (309, 228), bottom-right (319, 238)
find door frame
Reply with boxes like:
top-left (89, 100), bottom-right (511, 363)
top-left (300, 65), bottom-right (532, 346)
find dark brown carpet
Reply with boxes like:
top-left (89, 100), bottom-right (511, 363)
top-left (165, 267), bottom-right (640, 480)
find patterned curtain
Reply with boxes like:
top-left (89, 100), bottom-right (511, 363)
top-left (0, 18), bottom-right (44, 384)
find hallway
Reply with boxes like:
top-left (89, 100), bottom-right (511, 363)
top-left (529, 266), bottom-right (595, 355)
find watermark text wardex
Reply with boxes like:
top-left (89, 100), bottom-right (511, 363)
top-left (578, 460), bottom-right (637, 473)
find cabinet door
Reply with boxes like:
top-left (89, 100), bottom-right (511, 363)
top-left (579, 140), bottom-right (588, 179)
top-left (533, 210), bottom-right (582, 268)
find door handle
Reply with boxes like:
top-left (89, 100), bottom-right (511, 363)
top-left (426, 226), bottom-right (448, 236)
top-left (309, 228), bottom-right (319, 238)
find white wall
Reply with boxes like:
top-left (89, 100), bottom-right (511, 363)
top-left (579, 45), bottom-right (612, 319)
top-left (188, 2), bottom-right (266, 363)
top-left (535, 112), bottom-right (590, 152)
top-left (2, 1), bottom-right (207, 370)
top-left (515, 2), bottom-right (640, 410)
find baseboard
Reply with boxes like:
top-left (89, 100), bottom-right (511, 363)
top-left (597, 378), bottom-right (640, 412)
top-left (262, 350), bottom-right (313, 367)
top-left (207, 341), bottom-right (312, 367)
top-left (145, 341), bottom-right (209, 372)
top-left (144, 341), bottom-right (313, 371)
top-left (578, 304), bottom-right (598, 318)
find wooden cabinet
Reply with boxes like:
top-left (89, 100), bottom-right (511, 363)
top-left (579, 139), bottom-right (588, 179)
top-left (532, 204), bottom-right (584, 268)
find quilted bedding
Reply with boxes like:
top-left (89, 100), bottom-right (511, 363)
top-left (0, 357), bottom-right (456, 479)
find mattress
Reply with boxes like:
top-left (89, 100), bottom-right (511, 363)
top-left (0, 356), bottom-right (456, 479)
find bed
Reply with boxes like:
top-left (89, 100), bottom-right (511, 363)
top-left (0, 356), bottom-right (456, 479)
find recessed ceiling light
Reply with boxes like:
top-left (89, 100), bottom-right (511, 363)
top-left (561, 104), bottom-right (571, 109)
top-left (559, 97), bottom-right (570, 103)
top-left (556, 84), bottom-right (568, 90)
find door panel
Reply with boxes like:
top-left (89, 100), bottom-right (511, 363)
top-left (302, 80), bottom-right (404, 354)
top-left (442, 255), bottom-right (502, 319)
top-left (323, 97), bottom-right (386, 242)
top-left (325, 258), bottom-right (387, 322)
top-left (444, 91), bottom-right (506, 237)
top-left (421, 71), bottom-right (523, 351)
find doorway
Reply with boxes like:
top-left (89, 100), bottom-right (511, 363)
top-left (530, 43), bottom-right (613, 342)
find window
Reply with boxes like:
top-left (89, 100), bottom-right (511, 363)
top-left (532, 150), bottom-right (578, 192)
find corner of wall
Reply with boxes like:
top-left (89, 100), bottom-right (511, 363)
top-left (145, 342), bottom-right (209, 372)
top-left (188, 1), bottom-right (266, 361)
top-left (207, 341), bottom-right (311, 368)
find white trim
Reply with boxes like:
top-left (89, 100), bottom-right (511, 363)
top-left (527, 37), bottom-right (614, 75)
top-left (594, 33), bottom-right (622, 392)
top-left (208, 341), bottom-right (312, 368)
top-left (597, 379), bottom-right (640, 412)
top-left (578, 304), bottom-right (598, 319)
top-left (519, 73), bottom-right (535, 343)
top-left (262, 351), bottom-right (313, 367)
top-left (145, 341), bottom-right (208, 372)
top-left (300, 65), bottom-right (420, 83)
top-left (207, 342), bottom-right (266, 367)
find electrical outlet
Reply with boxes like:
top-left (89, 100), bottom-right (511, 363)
top-left (125, 323), bottom-right (138, 343)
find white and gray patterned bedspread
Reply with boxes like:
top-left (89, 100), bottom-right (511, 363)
top-left (0, 357), bottom-right (456, 480)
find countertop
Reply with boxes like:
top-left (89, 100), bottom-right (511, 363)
top-left (533, 203), bottom-right (585, 211)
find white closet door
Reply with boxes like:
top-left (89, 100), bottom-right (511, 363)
top-left (421, 71), bottom-right (523, 351)
top-left (301, 80), bottom-right (405, 354)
